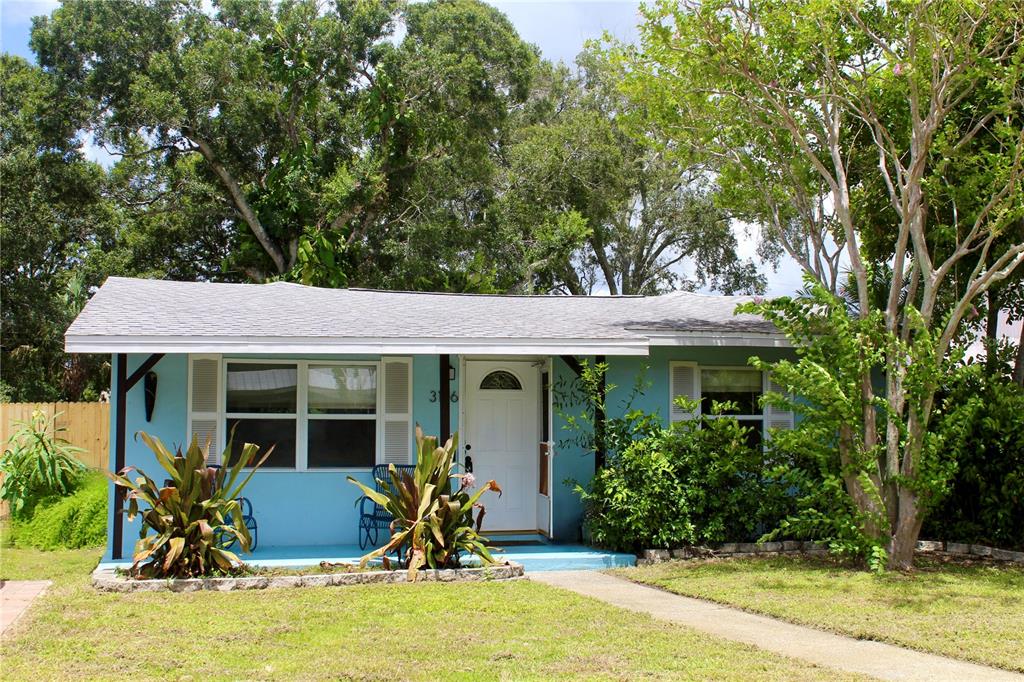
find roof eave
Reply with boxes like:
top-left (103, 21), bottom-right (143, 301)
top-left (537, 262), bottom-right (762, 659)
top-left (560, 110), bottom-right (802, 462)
top-left (645, 330), bottom-right (792, 348)
top-left (64, 334), bottom-right (652, 356)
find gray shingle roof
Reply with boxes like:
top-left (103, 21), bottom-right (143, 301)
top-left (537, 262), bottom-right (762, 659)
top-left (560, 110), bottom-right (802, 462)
top-left (65, 277), bottom-right (781, 355)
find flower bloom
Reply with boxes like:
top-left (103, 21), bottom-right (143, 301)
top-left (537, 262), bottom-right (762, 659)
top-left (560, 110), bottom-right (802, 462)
top-left (461, 473), bottom-right (476, 489)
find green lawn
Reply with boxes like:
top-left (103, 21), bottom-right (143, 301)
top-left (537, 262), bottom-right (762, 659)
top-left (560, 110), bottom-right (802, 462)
top-left (0, 547), bottom-right (863, 681)
top-left (615, 556), bottom-right (1024, 673)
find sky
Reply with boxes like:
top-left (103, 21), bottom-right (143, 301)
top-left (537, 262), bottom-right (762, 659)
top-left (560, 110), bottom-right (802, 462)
top-left (0, 1), bottom-right (1019, 342)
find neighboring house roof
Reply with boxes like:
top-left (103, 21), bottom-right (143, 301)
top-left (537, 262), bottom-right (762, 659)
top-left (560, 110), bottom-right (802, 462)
top-left (64, 277), bottom-right (787, 355)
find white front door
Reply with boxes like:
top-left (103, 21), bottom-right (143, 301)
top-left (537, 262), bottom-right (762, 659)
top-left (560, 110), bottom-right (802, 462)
top-left (464, 361), bottom-right (539, 532)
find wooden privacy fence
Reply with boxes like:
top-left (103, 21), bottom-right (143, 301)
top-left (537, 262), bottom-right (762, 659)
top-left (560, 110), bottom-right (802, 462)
top-left (0, 402), bottom-right (110, 470)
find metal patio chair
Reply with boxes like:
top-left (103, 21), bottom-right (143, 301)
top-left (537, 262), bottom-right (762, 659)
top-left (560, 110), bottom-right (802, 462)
top-left (357, 464), bottom-right (415, 550)
top-left (219, 496), bottom-right (258, 551)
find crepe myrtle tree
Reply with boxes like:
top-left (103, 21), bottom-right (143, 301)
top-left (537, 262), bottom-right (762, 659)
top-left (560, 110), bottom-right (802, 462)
top-left (619, 0), bottom-right (1024, 568)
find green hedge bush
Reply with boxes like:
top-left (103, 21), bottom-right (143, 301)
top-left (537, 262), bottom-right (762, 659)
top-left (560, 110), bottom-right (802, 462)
top-left (11, 473), bottom-right (107, 550)
top-left (924, 365), bottom-right (1024, 550)
top-left (576, 402), bottom-right (793, 553)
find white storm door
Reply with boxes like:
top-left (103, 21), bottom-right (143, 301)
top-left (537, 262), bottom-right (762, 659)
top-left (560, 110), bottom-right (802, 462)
top-left (464, 361), bottom-right (539, 532)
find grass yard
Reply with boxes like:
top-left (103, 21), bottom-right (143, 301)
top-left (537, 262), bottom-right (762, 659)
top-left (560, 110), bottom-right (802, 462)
top-left (0, 547), bottom-right (865, 681)
top-left (615, 555), bottom-right (1024, 673)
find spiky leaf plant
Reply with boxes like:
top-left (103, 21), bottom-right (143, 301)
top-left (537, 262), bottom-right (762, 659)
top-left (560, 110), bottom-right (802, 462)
top-left (107, 432), bottom-right (272, 578)
top-left (348, 426), bottom-right (502, 579)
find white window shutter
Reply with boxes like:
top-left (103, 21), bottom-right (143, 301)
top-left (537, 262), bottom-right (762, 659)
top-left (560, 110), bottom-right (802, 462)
top-left (764, 373), bottom-right (794, 433)
top-left (669, 362), bottom-right (699, 422)
top-left (381, 357), bottom-right (412, 465)
top-left (188, 355), bottom-right (221, 464)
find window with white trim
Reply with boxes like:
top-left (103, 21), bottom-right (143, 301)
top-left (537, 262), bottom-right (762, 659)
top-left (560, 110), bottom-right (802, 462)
top-left (700, 367), bottom-right (765, 448)
top-left (669, 363), bottom-right (792, 446)
top-left (306, 364), bottom-right (377, 468)
top-left (225, 362), bottom-right (298, 467)
top-left (223, 360), bottom-right (379, 469)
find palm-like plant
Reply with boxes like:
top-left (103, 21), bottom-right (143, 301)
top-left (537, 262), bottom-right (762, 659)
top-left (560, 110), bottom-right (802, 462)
top-left (0, 410), bottom-right (86, 516)
top-left (107, 432), bottom-right (272, 578)
top-left (348, 426), bottom-right (502, 579)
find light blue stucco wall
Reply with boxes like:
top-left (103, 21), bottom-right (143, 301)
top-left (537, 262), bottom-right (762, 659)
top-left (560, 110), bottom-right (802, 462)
top-left (106, 346), bottom-right (793, 558)
top-left (547, 346), bottom-right (796, 542)
top-left (107, 353), bottom-right (190, 560)
top-left (107, 353), bottom-right (451, 559)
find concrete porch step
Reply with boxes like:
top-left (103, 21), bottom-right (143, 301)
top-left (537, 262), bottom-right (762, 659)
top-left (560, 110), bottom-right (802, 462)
top-left (98, 542), bottom-right (636, 573)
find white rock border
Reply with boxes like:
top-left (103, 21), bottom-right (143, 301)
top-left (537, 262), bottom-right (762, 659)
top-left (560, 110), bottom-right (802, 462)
top-left (639, 539), bottom-right (1024, 565)
top-left (92, 562), bottom-right (524, 592)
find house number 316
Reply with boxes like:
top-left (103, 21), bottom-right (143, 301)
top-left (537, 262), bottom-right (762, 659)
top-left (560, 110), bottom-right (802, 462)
top-left (428, 391), bottom-right (458, 403)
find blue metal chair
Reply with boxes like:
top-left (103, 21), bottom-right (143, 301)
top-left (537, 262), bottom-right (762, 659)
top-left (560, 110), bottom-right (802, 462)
top-left (357, 464), bottom-right (415, 550)
top-left (220, 496), bottom-right (258, 551)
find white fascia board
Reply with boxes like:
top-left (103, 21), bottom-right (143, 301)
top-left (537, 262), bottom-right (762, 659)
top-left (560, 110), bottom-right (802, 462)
top-left (65, 335), bottom-right (651, 356)
top-left (645, 331), bottom-right (792, 348)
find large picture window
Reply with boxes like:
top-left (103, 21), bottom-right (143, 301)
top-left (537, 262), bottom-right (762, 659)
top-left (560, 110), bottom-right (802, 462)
top-left (224, 360), bottom-right (379, 469)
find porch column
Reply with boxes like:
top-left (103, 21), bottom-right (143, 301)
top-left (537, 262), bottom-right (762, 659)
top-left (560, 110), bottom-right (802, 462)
top-left (439, 353), bottom-right (451, 445)
top-left (559, 355), bottom-right (606, 472)
top-left (595, 355), bottom-right (606, 471)
top-left (111, 352), bottom-right (165, 560)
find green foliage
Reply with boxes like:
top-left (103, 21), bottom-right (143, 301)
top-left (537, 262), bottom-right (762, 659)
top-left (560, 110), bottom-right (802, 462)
top-left (739, 282), bottom-right (959, 571)
top-left (11, 473), bottom-right (107, 550)
top-left (618, 0), bottom-right (1024, 569)
top-left (348, 427), bottom-right (500, 579)
top-left (107, 432), bottom-right (271, 578)
top-left (496, 48), bottom-right (764, 295)
top-left (576, 398), bottom-right (792, 553)
top-left (924, 365), bottom-right (1024, 550)
top-left (0, 55), bottom-right (113, 401)
top-left (0, 410), bottom-right (86, 517)
top-left (31, 0), bottom-right (537, 288)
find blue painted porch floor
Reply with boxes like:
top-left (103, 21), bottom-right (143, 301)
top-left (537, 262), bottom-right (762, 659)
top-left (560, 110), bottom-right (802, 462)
top-left (98, 543), bottom-right (635, 573)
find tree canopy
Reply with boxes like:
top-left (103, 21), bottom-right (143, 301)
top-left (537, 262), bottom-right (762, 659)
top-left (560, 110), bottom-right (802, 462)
top-left (4, 0), bottom-right (771, 401)
top-left (621, 0), bottom-right (1024, 569)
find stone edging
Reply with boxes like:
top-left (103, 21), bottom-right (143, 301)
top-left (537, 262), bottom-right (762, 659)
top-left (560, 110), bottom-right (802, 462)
top-left (915, 540), bottom-right (1024, 562)
top-left (639, 540), bottom-right (826, 565)
top-left (640, 539), bottom-right (1024, 565)
top-left (92, 562), bottom-right (524, 592)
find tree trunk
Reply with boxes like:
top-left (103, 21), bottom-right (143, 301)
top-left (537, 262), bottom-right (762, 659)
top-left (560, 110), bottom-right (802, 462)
top-left (986, 288), bottom-right (1000, 372)
top-left (888, 487), bottom-right (923, 570)
top-left (1014, 321), bottom-right (1024, 387)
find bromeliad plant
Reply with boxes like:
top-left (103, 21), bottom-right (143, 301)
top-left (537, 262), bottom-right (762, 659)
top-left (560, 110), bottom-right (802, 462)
top-left (348, 426), bottom-right (502, 579)
top-left (107, 432), bottom-right (272, 579)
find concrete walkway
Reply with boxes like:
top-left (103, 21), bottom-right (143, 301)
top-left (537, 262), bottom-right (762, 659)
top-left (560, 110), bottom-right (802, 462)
top-left (0, 580), bottom-right (51, 637)
top-left (530, 570), bottom-right (1023, 682)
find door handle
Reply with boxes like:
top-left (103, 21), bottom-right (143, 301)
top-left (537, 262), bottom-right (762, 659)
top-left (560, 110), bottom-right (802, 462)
top-left (464, 454), bottom-right (474, 473)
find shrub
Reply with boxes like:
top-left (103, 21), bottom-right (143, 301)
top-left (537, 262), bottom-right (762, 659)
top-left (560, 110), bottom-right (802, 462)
top-left (0, 410), bottom-right (86, 517)
top-left (11, 473), bottom-right (107, 550)
top-left (108, 431), bottom-right (271, 578)
top-left (576, 399), bottom-right (793, 553)
top-left (923, 365), bottom-right (1024, 550)
top-left (348, 427), bottom-right (502, 578)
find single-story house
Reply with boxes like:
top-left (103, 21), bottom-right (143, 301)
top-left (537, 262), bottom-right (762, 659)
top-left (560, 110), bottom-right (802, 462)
top-left (66, 277), bottom-right (794, 561)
